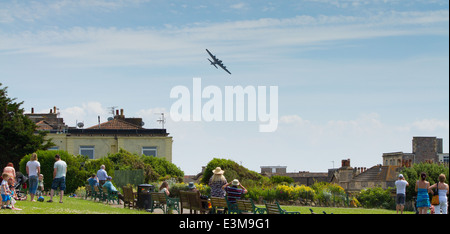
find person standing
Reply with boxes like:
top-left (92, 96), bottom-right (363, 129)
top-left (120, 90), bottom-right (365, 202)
top-left (3, 163), bottom-right (16, 181)
top-left (429, 174), bottom-right (449, 214)
top-left (96, 165), bottom-right (108, 186)
top-left (26, 153), bottom-right (41, 202)
top-left (222, 179), bottom-right (247, 204)
top-left (394, 174), bottom-right (409, 214)
top-left (208, 167), bottom-right (227, 198)
top-left (47, 154), bottom-right (67, 203)
top-left (415, 172), bottom-right (431, 214)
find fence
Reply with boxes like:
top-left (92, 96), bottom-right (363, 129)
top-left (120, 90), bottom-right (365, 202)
top-left (113, 169), bottom-right (145, 189)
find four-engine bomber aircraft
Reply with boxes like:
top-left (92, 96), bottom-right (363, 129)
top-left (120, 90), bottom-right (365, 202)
top-left (206, 49), bottom-right (231, 75)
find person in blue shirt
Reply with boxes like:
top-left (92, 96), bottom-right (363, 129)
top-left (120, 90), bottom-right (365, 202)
top-left (96, 165), bottom-right (108, 186)
top-left (87, 174), bottom-right (98, 187)
top-left (102, 176), bottom-right (124, 204)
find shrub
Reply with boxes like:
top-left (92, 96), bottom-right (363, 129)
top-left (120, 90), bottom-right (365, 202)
top-left (270, 175), bottom-right (294, 184)
top-left (19, 150), bottom-right (89, 194)
top-left (201, 158), bottom-right (262, 184)
top-left (357, 186), bottom-right (393, 209)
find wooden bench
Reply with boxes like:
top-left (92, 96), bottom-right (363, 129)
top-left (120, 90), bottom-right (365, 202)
top-left (85, 184), bottom-right (93, 200)
top-left (122, 186), bottom-right (137, 209)
top-left (179, 190), bottom-right (190, 214)
top-left (93, 185), bottom-right (104, 202)
top-left (236, 199), bottom-right (267, 214)
top-left (264, 201), bottom-right (300, 214)
top-left (210, 197), bottom-right (228, 214)
top-left (185, 191), bottom-right (210, 214)
top-left (150, 192), bottom-right (180, 214)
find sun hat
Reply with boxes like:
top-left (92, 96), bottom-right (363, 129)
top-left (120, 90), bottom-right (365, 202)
top-left (188, 182), bottom-right (196, 189)
top-left (212, 167), bottom-right (225, 175)
top-left (232, 179), bottom-right (240, 186)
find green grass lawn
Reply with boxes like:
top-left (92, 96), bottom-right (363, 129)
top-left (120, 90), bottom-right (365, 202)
top-left (279, 205), bottom-right (415, 214)
top-left (2, 195), bottom-right (414, 214)
top-left (1, 195), bottom-right (149, 214)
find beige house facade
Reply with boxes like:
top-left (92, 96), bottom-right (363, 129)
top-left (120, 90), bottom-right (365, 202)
top-left (26, 107), bottom-right (173, 162)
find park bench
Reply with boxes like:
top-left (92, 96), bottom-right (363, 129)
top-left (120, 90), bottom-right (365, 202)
top-left (264, 201), bottom-right (300, 214)
top-left (210, 197), bottom-right (228, 214)
top-left (180, 190), bottom-right (210, 214)
top-left (85, 184), bottom-right (93, 200)
top-left (236, 199), bottom-right (267, 214)
top-left (122, 186), bottom-right (137, 209)
top-left (93, 185), bottom-right (104, 202)
top-left (225, 196), bottom-right (240, 214)
top-left (179, 190), bottom-right (190, 214)
top-left (102, 186), bottom-right (119, 204)
top-left (149, 192), bottom-right (180, 214)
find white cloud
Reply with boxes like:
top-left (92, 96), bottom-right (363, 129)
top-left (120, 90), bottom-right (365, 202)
top-left (411, 119), bottom-right (449, 132)
top-left (230, 3), bottom-right (246, 9)
top-left (0, 0), bottom-right (150, 23)
top-left (59, 102), bottom-right (108, 128)
top-left (0, 10), bottom-right (447, 67)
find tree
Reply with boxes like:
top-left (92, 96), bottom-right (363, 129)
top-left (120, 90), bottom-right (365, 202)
top-left (201, 158), bottom-right (263, 184)
top-left (0, 83), bottom-right (54, 169)
top-left (400, 162), bottom-right (449, 201)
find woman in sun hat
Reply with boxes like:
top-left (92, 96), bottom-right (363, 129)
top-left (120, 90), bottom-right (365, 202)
top-left (209, 167), bottom-right (227, 197)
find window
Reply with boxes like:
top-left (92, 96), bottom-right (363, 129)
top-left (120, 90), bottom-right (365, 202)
top-left (48, 146), bottom-right (59, 150)
top-left (142, 147), bottom-right (157, 157)
top-left (80, 146), bottom-right (95, 159)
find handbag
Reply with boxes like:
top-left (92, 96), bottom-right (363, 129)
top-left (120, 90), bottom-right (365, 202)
top-left (431, 183), bottom-right (440, 205)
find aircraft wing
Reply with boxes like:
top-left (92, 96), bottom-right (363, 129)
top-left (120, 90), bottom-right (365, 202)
top-left (205, 49), bottom-right (217, 62)
top-left (217, 63), bottom-right (231, 75)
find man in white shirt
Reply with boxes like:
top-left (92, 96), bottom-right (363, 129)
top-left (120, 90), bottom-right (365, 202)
top-left (395, 174), bottom-right (409, 214)
top-left (47, 154), bottom-right (67, 203)
top-left (97, 165), bottom-right (108, 186)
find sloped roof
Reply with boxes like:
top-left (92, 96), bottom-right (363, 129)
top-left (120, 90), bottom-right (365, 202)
top-left (352, 165), bottom-right (398, 182)
top-left (87, 118), bottom-right (141, 130)
top-left (35, 120), bottom-right (54, 130)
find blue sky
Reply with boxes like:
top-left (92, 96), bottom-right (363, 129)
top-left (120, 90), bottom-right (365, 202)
top-left (1, 0), bottom-right (448, 174)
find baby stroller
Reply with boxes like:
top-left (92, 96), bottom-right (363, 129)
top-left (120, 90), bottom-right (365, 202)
top-left (13, 172), bottom-right (28, 201)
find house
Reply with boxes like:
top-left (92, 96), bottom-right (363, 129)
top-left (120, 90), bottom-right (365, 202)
top-left (26, 107), bottom-right (173, 162)
top-left (382, 136), bottom-right (448, 166)
top-left (330, 159), bottom-right (398, 194)
top-left (260, 166), bottom-right (329, 186)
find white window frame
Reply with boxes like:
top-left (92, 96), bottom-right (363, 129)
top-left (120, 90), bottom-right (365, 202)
top-left (79, 145), bottom-right (95, 159)
top-left (142, 146), bottom-right (157, 157)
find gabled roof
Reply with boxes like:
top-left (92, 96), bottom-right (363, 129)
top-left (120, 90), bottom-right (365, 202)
top-left (35, 120), bottom-right (54, 130)
top-left (87, 118), bottom-right (141, 130)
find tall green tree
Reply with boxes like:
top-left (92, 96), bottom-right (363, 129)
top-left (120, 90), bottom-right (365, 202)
top-left (0, 83), bottom-right (54, 169)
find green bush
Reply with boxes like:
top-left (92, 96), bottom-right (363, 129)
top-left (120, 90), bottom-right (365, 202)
top-left (201, 158), bottom-right (263, 184)
top-left (270, 175), bottom-right (294, 184)
top-left (19, 150), bottom-right (89, 194)
top-left (400, 163), bottom-right (449, 202)
top-left (19, 149), bottom-right (184, 194)
top-left (357, 186), bottom-right (393, 209)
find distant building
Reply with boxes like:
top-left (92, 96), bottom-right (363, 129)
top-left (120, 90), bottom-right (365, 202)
top-left (382, 136), bottom-right (448, 166)
top-left (260, 166), bottom-right (328, 186)
top-left (25, 107), bottom-right (173, 162)
top-left (331, 159), bottom-right (398, 194)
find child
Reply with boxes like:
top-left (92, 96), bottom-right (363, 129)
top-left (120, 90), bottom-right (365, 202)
top-left (1, 173), bottom-right (12, 209)
top-left (7, 177), bottom-right (22, 210)
top-left (37, 174), bottom-right (45, 196)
